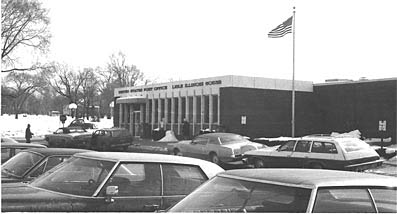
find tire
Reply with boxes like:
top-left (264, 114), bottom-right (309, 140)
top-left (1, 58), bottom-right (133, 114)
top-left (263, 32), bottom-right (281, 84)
top-left (209, 153), bottom-right (220, 165)
top-left (173, 148), bottom-right (182, 156)
top-left (253, 158), bottom-right (265, 168)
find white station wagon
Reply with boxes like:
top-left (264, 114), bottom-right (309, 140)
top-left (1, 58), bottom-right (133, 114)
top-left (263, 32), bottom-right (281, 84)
top-left (244, 136), bottom-right (383, 171)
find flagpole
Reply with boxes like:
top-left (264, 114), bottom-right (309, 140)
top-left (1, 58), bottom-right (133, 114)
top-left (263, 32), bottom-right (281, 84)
top-left (291, 7), bottom-right (296, 137)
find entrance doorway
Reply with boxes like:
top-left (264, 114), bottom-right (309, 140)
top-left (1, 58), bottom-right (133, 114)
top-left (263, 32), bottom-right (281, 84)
top-left (132, 111), bottom-right (141, 137)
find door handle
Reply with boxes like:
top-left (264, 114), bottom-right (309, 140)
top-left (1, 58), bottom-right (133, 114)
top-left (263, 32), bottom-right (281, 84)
top-left (143, 204), bottom-right (159, 211)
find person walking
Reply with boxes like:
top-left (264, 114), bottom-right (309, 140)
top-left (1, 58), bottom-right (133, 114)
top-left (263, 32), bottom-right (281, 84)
top-left (182, 118), bottom-right (190, 140)
top-left (25, 124), bottom-right (34, 143)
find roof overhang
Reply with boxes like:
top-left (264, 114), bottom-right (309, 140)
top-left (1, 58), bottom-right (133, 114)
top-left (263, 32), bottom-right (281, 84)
top-left (116, 96), bottom-right (147, 104)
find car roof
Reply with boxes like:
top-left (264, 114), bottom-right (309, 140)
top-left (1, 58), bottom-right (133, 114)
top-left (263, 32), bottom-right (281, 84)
top-left (74, 152), bottom-right (224, 177)
top-left (97, 128), bottom-right (126, 131)
top-left (1, 142), bottom-right (47, 148)
top-left (300, 136), bottom-right (362, 142)
top-left (23, 148), bottom-right (91, 156)
top-left (199, 132), bottom-right (241, 138)
top-left (77, 151), bottom-right (211, 164)
top-left (218, 169), bottom-right (397, 189)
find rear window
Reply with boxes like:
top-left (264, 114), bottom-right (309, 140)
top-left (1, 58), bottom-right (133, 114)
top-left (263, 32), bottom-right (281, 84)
top-left (219, 135), bottom-right (250, 145)
top-left (338, 138), bottom-right (371, 152)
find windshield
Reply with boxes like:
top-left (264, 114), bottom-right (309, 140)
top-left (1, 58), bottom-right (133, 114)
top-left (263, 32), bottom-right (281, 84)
top-left (338, 138), bottom-right (371, 152)
top-left (169, 176), bottom-right (311, 212)
top-left (219, 135), bottom-right (250, 145)
top-left (31, 157), bottom-right (115, 196)
top-left (2, 151), bottom-right (44, 177)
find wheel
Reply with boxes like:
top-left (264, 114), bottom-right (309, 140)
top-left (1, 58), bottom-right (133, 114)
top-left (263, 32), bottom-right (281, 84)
top-left (309, 163), bottom-right (323, 169)
top-left (173, 148), bottom-right (182, 156)
top-left (210, 153), bottom-right (220, 165)
top-left (253, 158), bottom-right (265, 168)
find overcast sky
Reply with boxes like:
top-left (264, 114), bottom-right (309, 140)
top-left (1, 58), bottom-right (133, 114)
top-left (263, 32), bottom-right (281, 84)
top-left (38, 0), bottom-right (396, 83)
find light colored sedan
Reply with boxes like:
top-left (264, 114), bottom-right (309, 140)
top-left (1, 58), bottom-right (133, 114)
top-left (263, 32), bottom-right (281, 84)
top-left (168, 168), bottom-right (397, 213)
top-left (170, 132), bottom-right (264, 165)
top-left (2, 152), bottom-right (224, 212)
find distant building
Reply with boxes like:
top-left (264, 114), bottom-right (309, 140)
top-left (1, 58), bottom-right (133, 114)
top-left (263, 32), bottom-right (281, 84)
top-left (113, 75), bottom-right (397, 143)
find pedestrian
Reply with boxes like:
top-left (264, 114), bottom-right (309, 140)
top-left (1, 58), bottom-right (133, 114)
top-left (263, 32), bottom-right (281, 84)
top-left (25, 124), bottom-right (34, 143)
top-left (182, 118), bottom-right (190, 140)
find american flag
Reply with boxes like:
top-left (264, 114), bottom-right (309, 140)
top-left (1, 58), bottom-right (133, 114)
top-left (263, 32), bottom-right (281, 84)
top-left (268, 16), bottom-right (293, 38)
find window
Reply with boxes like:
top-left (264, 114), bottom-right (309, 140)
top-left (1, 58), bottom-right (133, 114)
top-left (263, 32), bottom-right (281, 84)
top-left (1, 148), bottom-right (11, 161)
top-left (192, 137), bottom-right (208, 145)
top-left (370, 188), bottom-right (397, 213)
top-left (209, 137), bottom-right (220, 145)
top-left (311, 142), bottom-right (337, 154)
top-left (338, 138), bottom-right (370, 153)
top-left (163, 164), bottom-right (207, 195)
top-left (30, 156), bottom-right (67, 178)
top-left (103, 163), bottom-right (161, 196)
top-left (313, 188), bottom-right (376, 213)
top-left (294, 141), bottom-right (311, 152)
top-left (170, 176), bottom-right (311, 212)
top-left (278, 140), bottom-right (296, 151)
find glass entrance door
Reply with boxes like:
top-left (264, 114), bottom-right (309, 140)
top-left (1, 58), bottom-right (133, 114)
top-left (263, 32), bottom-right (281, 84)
top-left (133, 111), bottom-right (141, 137)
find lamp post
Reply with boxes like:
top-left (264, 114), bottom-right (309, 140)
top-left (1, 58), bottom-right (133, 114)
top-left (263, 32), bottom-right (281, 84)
top-left (69, 103), bottom-right (77, 118)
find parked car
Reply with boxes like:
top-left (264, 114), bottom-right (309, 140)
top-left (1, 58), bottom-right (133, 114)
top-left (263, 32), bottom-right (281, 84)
top-left (2, 148), bottom-right (90, 183)
top-left (170, 132), bottom-right (264, 165)
top-left (1, 152), bottom-right (224, 212)
top-left (45, 127), bottom-right (92, 148)
top-left (90, 128), bottom-right (133, 151)
top-left (168, 168), bottom-right (397, 213)
top-left (1, 141), bottom-right (46, 163)
top-left (68, 119), bottom-right (97, 129)
top-left (1, 137), bottom-right (20, 144)
top-left (365, 156), bottom-right (397, 177)
top-left (244, 136), bottom-right (383, 171)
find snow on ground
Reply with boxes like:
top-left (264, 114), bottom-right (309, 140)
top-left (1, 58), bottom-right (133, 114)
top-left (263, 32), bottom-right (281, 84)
top-left (0, 114), bottom-right (114, 140)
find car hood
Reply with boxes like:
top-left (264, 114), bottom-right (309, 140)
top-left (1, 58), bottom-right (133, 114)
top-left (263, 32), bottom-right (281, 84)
top-left (1, 173), bottom-right (22, 183)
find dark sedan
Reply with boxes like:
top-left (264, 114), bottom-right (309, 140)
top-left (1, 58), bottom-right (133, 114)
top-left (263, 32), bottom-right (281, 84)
top-left (1, 152), bottom-right (224, 212)
top-left (2, 148), bottom-right (90, 183)
top-left (1, 141), bottom-right (47, 163)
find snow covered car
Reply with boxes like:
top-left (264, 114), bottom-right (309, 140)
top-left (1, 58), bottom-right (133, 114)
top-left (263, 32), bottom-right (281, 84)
top-left (1, 152), bottom-right (224, 212)
top-left (1, 141), bottom-right (47, 163)
top-left (2, 148), bottom-right (90, 183)
top-left (170, 133), bottom-right (264, 165)
top-left (68, 119), bottom-right (97, 130)
top-left (45, 127), bottom-right (92, 148)
top-left (244, 136), bottom-right (383, 171)
top-left (168, 168), bottom-right (397, 213)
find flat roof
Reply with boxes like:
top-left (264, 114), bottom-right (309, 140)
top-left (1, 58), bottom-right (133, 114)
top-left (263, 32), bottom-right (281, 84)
top-left (314, 77), bottom-right (397, 86)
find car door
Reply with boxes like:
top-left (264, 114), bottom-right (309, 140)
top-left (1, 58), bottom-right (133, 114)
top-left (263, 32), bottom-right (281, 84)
top-left (161, 163), bottom-right (208, 210)
top-left (290, 140), bottom-right (312, 168)
top-left (270, 140), bottom-right (296, 167)
top-left (97, 162), bottom-right (162, 212)
top-left (188, 137), bottom-right (209, 159)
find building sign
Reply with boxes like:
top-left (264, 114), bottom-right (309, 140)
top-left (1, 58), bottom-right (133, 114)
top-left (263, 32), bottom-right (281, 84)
top-left (117, 80), bottom-right (223, 95)
top-left (241, 115), bottom-right (247, 125)
top-left (378, 120), bottom-right (386, 131)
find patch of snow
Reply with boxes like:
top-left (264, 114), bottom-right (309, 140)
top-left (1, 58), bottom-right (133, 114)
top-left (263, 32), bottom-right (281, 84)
top-left (0, 114), bottom-right (113, 140)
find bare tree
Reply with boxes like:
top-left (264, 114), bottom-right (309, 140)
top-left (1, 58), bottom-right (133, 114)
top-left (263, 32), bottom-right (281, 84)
top-left (1, 71), bottom-right (46, 118)
top-left (44, 63), bottom-right (84, 105)
top-left (107, 51), bottom-right (144, 87)
top-left (80, 68), bottom-right (99, 119)
top-left (1, 0), bottom-right (51, 73)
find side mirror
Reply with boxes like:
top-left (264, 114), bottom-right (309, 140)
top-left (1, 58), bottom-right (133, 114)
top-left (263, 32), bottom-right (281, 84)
top-left (105, 186), bottom-right (118, 203)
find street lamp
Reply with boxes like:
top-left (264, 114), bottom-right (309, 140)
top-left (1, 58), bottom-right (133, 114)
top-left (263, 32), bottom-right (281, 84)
top-left (69, 103), bottom-right (77, 118)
